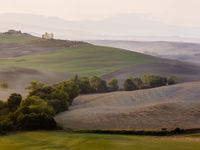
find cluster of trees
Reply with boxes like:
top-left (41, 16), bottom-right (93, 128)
top-left (72, 75), bottom-right (119, 94)
top-left (0, 79), bottom-right (80, 134)
top-left (0, 74), bottom-right (179, 134)
top-left (124, 75), bottom-right (179, 91)
top-left (73, 74), bottom-right (179, 93)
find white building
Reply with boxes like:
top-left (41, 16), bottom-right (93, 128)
top-left (42, 32), bottom-right (54, 39)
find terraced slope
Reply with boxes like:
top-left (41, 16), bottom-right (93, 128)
top-left (55, 82), bottom-right (200, 129)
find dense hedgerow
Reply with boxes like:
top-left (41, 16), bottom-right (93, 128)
top-left (76, 128), bottom-right (188, 136)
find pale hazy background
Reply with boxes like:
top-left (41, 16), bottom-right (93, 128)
top-left (0, 0), bottom-right (200, 27)
top-left (1, 1), bottom-right (200, 64)
top-left (0, 0), bottom-right (200, 41)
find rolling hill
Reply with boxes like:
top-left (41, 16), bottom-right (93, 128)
top-left (0, 32), bottom-right (86, 58)
top-left (102, 59), bottom-right (200, 86)
top-left (89, 40), bottom-right (200, 64)
top-left (0, 44), bottom-right (158, 76)
top-left (0, 32), bottom-right (158, 99)
top-left (55, 82), bottom-right (200, 130)
top-left (0, 32), bottom-right (200, 100)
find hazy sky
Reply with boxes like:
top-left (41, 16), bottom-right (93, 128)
top-left (0, 0), bottom-right (200, 27)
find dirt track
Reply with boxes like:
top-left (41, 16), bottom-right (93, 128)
top-left (55, 82), bottom-right (200, 130)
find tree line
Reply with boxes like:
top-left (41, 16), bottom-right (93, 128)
top-left (74, 74), bottom-right (179, 93)
top-left (0, 74), bottom-right (179, 134)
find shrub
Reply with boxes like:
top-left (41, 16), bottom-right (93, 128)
top-left (7, 93), bottom-right (22, 112)
top-left (172, 127), bottom-right (182, 133)
top-left (17, 113), bottom-right (56, 130)
top-left (161, 128), bottom-right (167, 131)
top-left (78, 77), bottom-right (92, 94)
top-left (21, 96), bottom-right (46, 107)
top-left (27, 81), bottom-right (44, 90)
top-left (129, 77), bottom-right (143, 89)
top-left (0, 118), bottom-right (14, 133)
top-left (108, 78), bottom-right (119, 91)
top-left (21, 96), bottom-right (55, 116)
top-left (168, 76), bottom-right (180, 85)
top-left (48, 99), bottom-right (69, 114)
top-left (0, 82), bottom-right (8, 89)
top-left (57, 81), bottom-right (80, 105)
top-left (124, 79), bottom-right (137, 91)
top-left (141, 74), bottom-right (167, 88)
top-left (28, 85), bottom-right (70, 112)
top-left (90, 76), bottom-right (108, 93)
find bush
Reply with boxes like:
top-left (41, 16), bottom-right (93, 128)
top-left (124, 79), bottom-right (137, 91)
top-left (0, 82), bottom-right (8, 89)
top-left (21, 96), bottom-right (46, 107)
top-left (168, 76), bottom-right (180, 85)
top-left (0, 118), bottom-right (14, 133)
top-left (28, 85), bottom-right (70, 112)
top-left (172, 127), bottom-right (182, 133)
top-left (27, 81), bottom-right (44, 90)
top-left (78, 77), bottom-right (92, 94)
top-left (17, 113), bottom-right (57, 130)
top-left (90, 76), bottom-right (108, 93)
top-left (21, 96), bottom-right (55, 116)
top-left (57, 81), bottom-right (80, 105)
top-left (161, 128), bottom-right (167, 131)
top-left (76, 129), bottom-right (171, 136)
top-left (48, 99), bottom-right (69, 114)
top-left (141, 74), bottom-right (167, 88)
top-left (7, 93), bottom-right (22, 112)
top-left (108, 78), bottom-right (119, 91)
top-left (129, 77), bottom-right (143, 89)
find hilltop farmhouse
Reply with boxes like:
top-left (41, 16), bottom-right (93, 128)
top-left (42, 32), bottom-right (54, 39)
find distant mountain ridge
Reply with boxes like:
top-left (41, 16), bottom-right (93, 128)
top-left (1, 13), bottom-right (200, 42)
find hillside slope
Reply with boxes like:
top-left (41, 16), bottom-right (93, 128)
top-left (102, 59), bottom-right (200, 86)
top-left (89, 40), bottom-right (200, 64)
top-left (0, 33), bottom-right (86, 58)
top-left (0, 45), bottom-right (158, 76)
top-left (55, 82), bottom-right (200, 129)
top-left (0, 67), bottom-right (73, 100)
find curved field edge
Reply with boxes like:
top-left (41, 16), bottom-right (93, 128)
top-left (0, 131), bottom-right (200, 150)
top-left (0, 45), bottom-right (158, 76)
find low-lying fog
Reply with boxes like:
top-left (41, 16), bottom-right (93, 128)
top-left (89, 40), bottom-right (200, 65)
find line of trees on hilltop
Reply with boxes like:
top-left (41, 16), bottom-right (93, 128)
top-left (0, 74), bottom-right (179, 134)
top-left (124, 75), bottom-right (179, 91)
top-left (72, 74), bottom-right (179, 93)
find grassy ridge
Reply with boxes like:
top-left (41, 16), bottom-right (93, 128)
top-left (0, 131), bottom-right (200, 150)
top-left (0, 45), bottom-right (158, 76)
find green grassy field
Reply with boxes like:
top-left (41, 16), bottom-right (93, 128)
top-left (0, 45), bottom-right (158, 76)
top-left (0, 131), bottom-right (200, 150)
